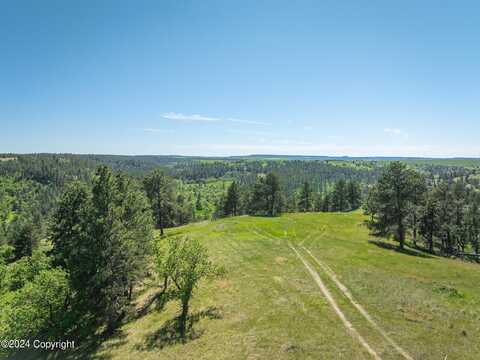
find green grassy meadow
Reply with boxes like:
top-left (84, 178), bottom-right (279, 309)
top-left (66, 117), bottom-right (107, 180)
top-left (26, 212), bottom-right (480, 360)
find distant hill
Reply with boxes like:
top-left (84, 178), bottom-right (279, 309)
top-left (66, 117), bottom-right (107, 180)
top-left (3, 153), bottom-right (480, 163)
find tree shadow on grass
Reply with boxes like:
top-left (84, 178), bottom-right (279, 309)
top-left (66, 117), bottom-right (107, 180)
top-left (59, 328), bottom-right (129, 360)
top-left (368, 240), bottom-right (436, 259)
top-left (134, 288), bottom-right (173, 320)
top-left (135, 306), bottom-right (222, 351)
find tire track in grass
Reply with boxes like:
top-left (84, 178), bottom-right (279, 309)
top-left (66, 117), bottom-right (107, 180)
top-left (288, 242), bottom-right (383, 360)
top-left (254, 222), bottom-right (412, 359)
top-left (301, 246), bottom-right (414, 360)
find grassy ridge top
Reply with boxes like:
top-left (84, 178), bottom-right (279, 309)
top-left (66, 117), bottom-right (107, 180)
top-left (83, 212), bottom-right (480, 360)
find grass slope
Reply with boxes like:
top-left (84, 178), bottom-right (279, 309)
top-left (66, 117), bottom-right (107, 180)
top-left (30, 212), bottom-right (480, 359)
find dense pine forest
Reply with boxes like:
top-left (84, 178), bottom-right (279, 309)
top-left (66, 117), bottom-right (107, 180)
top-left (1, 153), bottom-right (480, 357)
top-left (2, 154), bottom-right (480, 247)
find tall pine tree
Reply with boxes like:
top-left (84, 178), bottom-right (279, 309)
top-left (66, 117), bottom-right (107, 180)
top-left (143, 170), bottom-right (176, 236)
top-left (298, 181), bottom-right (313, 212)
top-left (366, 162), bottom-right (422, 249)
top-left (51, 166), bottom-right (154, 332)
top-left (249, 173), bottom-right (283, 216)
top-left (224, 181), bottom-right (240, 216)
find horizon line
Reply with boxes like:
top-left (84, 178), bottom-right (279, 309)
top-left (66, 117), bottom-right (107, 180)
top-left (1, 152), bottom-right (480, 160)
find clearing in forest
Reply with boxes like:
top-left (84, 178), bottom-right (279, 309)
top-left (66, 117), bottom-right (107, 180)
top-left (27, 212), bottom-right (480, 360)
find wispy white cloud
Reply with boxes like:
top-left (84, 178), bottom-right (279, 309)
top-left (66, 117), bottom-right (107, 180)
top-left (161, 112), bottom-right (220, 122)
top-left (161, 112), bottom-right (270, 125)
top-left (384, 128), bottom-right (409, 138)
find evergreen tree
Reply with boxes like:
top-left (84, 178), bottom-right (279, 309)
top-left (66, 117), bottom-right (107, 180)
top-left (332, 179), bottom-right (348, 211)
top-left (366, 162), bottom-right (422, 249)
top-left (249, 173), bottom-right (283, 216)
top-left (50, 181), bottom-right (92, 327)
top-left (298, 181), bottom-right (313, 212)
top-left (115, 173), bottom-right (155, 300)
top-left (419, 191), bottom-right (439, 253)
top-left (213, 193), bottom-right (226, 219)
top-left (321, 192), bottom-right (331, 212)
top-left (406, 172), bottom-right (427, 246)
top-left (224, 181), bottom-right (240, 216)
top-left (313, 192), bottom-right (323, 212)
top-left (249, 180), bottom-right (267, 215)
top-left (284, 193), bottom-right (297, 213)
top-left (195, 192), bottom-right (202, 211)
top-left (451, 181), bottom-right (468, 253)
top-left (433, 182), bottom-right (455, 254)
top-left (8, 217), bottom-right (37, 260)
top-left (265, 173), bottom-right (282, 216)
top-left (143, 170), bottom-right (176, 236)
top-left (87, 166), bottom-right (126, 330)
top-left (51, 166), bottom-right (154, 332)
top-left (465, 193), bottom-right (480, 255)
top-left (176, 193), bottom-right (194, 225)
top-left (363, 185), bottom-right (378, 225)
top-left (346, 180), bottom-right (362, 210)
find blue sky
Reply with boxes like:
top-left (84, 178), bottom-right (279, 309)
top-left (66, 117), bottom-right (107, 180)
top-left (1, 0), bottom-right (479, 157)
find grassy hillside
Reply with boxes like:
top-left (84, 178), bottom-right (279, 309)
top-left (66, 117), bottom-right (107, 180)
top-left (30, 212), bottom-right (480, 360)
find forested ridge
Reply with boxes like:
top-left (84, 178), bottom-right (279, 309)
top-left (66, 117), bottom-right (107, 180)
top-left (1, 153), bottom-right (479, 239)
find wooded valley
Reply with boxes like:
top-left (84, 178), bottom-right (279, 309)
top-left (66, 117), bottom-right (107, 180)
top-left (1, 154), bottom-right (480, 359)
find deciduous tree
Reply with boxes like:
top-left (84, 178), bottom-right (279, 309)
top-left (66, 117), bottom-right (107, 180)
top-left (157, 236), bottom-right (218, 338)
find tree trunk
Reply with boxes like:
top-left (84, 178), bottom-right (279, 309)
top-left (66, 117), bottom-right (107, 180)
top-left (412, 213), bottom-right (417, 246)
top-left (398, 218), bottom-right (405, 249)
top-left (179, 300), bottom-right (189, 339)
top-left (158, 208), bottom-right (164, 236)
top-left (106, 311), bottom-right (125, 335)
top-left (428, 233), bottom-right (434, 253)
top-left (446, 231), bottom-right (452, 254)
top-left (128, 283), bottom-right (133, 301)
